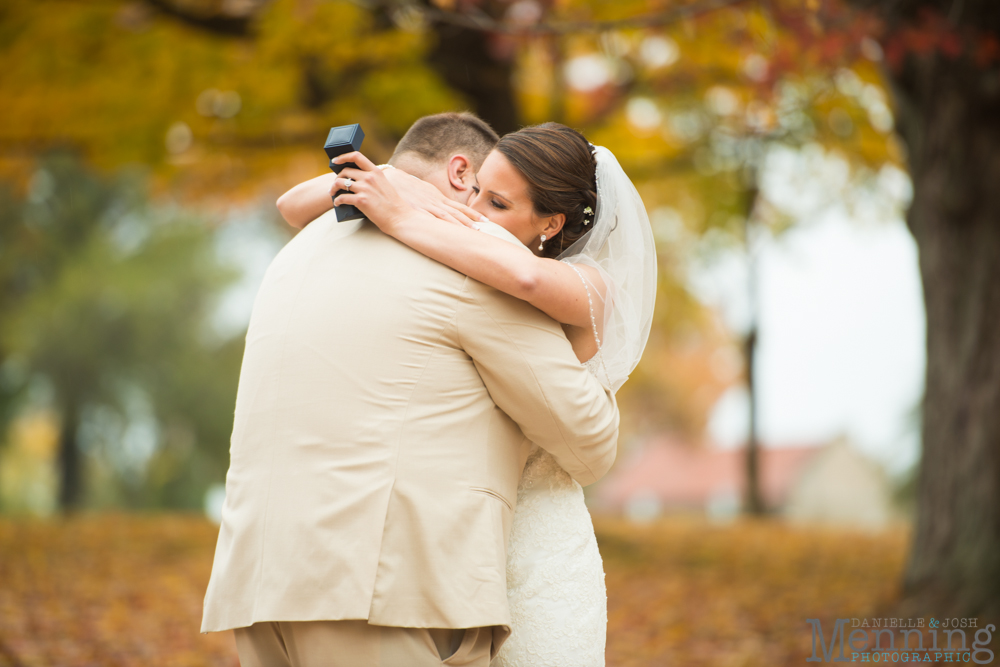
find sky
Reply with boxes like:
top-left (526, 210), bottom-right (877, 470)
top-left (690, 147), bottom-right (924, 478)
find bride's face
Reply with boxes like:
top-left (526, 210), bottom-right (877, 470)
top-left (470, 151), bottom-right (560, 253)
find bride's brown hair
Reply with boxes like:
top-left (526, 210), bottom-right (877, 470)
top-left (495, 123), bottom-right (597, 259)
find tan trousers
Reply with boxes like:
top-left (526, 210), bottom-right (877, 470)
top-left (234, 620), bottom-right (493, 667)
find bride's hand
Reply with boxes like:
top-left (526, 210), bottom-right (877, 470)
top-left (382, 169), bottom-right (485, 229)
top-left (383, 169), bottom-right (488, 229)
top-left (332, 152), bottom-right (484, 232)
top-left (329, 152), bottom-right (409, 233)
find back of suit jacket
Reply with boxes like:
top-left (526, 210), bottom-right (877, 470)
top-left (201, 213), bottom-right (619, 640)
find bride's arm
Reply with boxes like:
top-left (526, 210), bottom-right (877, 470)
top-left (389, 213), bottom-right (605, 362)
top-left (276, 173), bottom-right (338, 229)
top-left (389, 216), bottom-right (603, 330)
top-left (331, 152), bottom-right (606, 334)
top-left (276, 168), bottom-right (474, 230)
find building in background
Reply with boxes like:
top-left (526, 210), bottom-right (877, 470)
top-left (592, 436), bottom-right (897, 529)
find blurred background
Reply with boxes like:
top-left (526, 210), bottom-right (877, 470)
top-left (1, 0), bottom-right (997, 665)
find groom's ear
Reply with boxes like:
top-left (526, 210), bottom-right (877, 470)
top-left (446, 154), bottom-right (475, 192)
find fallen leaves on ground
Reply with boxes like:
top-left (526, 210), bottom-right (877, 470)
top-left (0, 514), bottom-right (909, 666)
top-left (0, 515), bottom-right (237, 667)
top-left (597, 516), bottom-right (909, 667)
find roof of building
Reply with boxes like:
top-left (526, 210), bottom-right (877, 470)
top-left (594, 435), bottom-right (826, 511)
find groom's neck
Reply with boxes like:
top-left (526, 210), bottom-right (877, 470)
top-left (391, 152), bottom-right (455, 201)
top-left (389, 152), bottom-right (435, 179)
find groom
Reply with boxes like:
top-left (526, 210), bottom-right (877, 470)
top-left (201, 112), bottom-right (620, 667)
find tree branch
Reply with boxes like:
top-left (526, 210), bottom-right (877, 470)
top-left (362, 0), bottom-right (754, 36)
top-left (143, 0), bottom-right (254, 37)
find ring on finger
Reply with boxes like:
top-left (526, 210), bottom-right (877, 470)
top-left (343, 177), bottom-right (355, 192)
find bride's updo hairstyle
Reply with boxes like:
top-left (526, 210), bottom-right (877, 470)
top-left (496, 123), bottom-right (597, 259)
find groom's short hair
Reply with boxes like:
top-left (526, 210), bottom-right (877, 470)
top-left (390, 112), bottom-right (498, 173)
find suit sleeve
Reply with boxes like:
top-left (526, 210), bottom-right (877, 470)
top-left (455, 277), bottom-right (620, 486)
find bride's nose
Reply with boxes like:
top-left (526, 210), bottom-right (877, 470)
top-left (469, 191), bottom-right (489, 217)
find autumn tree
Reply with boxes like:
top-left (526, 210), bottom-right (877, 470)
top-left (0, 155), bottom-right (244, 511)
top-left (0, 0), bottom-right (463, 197)
top-left (846, 0), bottom-right (1000, 618)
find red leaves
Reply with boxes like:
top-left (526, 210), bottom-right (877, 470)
top-left (882, 8), bottom-right (999, 70)
top-left (975, 34), bottom-right (1000, 67)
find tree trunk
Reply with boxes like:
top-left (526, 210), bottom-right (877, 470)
top-left (58, 402), bottom-right (82, 512)
top-left (141, 0), bottom-right (522, 135)
top-left (744, 180), bottom-right (765, 515)
top-left (743, 327), bottom-right (764, 514)
top-left (890, 39), bottom-right (1000, 617)
top-left (425, 17), bottom-right (519, 135)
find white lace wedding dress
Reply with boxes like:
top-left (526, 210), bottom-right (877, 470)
top-left (492, 358), bottom-right (608, 667)
top-left (491, 145), bottom-right (659, 667)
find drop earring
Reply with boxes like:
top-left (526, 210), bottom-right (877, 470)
top-left (538, 234), bottom-right (546, 251)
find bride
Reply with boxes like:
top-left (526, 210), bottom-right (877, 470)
top-left (288, 122), bottom-right (656, 666)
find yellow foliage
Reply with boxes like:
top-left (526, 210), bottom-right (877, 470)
top-left (0, 413), bottom-right (60, 516)
top-left (0, 0), bottom-right (460, 201)
top-left (10, 412), bottom-right (59, 460)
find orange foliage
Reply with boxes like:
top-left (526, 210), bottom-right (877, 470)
top-left (0, 515), bottom-right (909, 666)
top-left (0, 516), bottom-right (237, 667)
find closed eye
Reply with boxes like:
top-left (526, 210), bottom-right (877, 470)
top-left (490, 199), bottom-right (507, 211)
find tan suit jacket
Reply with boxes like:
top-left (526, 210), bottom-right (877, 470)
top-left (201, 212), bottom-right (619, 645)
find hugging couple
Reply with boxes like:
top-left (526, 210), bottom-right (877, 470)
top-left (201, 113), bottom-right (657, 667)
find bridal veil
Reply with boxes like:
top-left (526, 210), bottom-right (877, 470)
top-left (557, 146), bottom-right (658, 393)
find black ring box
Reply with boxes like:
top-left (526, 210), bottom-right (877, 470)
top-left (324, 124), bottom-right (365, 222)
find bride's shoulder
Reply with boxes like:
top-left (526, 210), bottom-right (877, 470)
top-left (477, 221), bottom-right (529, 251)
top-left (558, 258), bottom-right (607, 293)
